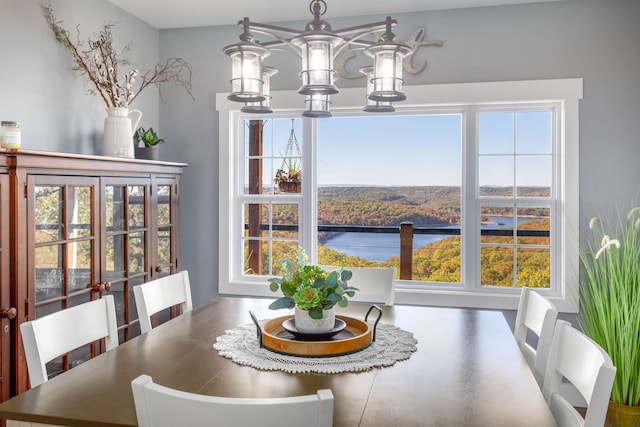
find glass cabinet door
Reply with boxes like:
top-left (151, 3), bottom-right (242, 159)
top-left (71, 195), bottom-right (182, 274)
top-left (102, 179), bottom-right (150, 341)
top-left (28, 176), bottom-right (100, 379)
top-left (152, 178), bottom-right (179, 278)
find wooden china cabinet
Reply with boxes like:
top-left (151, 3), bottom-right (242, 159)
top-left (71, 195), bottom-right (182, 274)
top-left (0, 149), bottom-right (186, 398)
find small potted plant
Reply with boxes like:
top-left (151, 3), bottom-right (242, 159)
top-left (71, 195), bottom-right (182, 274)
top-left (133, 127), bottom-right (164, 160)
top-left (268, 248), bottom-right (357, 333)
top-left (274, 159), bottom-right (302, 193)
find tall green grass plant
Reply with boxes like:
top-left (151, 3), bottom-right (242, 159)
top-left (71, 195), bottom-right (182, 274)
top-left (580, 207), bottom-right (640, 406)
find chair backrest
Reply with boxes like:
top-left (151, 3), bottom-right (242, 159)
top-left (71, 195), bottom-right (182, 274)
top-left (131, 374), bottom-right (334, 427)
top-left (20, 295), bottom-right (119, 387)
top-left (542, 320), bottom-right (616, 427)
top-left (321, 265), bottom-right (396, 306)
top-left (514, 286), bottom-right (558, 386)
top-left (133, 271), bottom-right (193, 334)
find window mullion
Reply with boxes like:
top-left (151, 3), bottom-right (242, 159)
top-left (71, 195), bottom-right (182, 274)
top-left (462, 107), bottom-right (479, 291)
top-left (301, 117), bottom-right (317, 262)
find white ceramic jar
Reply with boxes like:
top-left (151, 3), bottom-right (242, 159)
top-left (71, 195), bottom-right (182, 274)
top-left (1, 121), bottom-right (21, 149)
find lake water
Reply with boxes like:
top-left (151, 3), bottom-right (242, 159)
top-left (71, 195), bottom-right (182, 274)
top-left (323, 216), bottom-right (533, 262)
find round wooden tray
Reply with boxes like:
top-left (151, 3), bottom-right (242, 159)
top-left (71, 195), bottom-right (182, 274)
top-left (249, 306), bottom-right (382, 357)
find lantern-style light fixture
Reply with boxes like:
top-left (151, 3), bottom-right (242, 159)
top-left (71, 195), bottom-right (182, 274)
top-left (303, 94), bottom-right (332, 118)
top-left (365, 18), bottom-right (412, 103)
top-left (360, 66), bottom-right (395, 113)
top-left (223, 0), bottom-right (412, 117)
top-left (241, 66), bottom-right (278, 114)
top-left (223, 18), bottom-right (271, 103)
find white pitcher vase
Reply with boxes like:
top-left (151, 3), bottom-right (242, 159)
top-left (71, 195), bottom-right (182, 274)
top-left (102, 107), bottom-right (142, 158)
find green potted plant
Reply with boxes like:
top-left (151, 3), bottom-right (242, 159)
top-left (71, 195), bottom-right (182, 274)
top-left (580, 206), bottom-right (640, 426)
top-left (268, 248), bottom-right (357, 333)
top-left (133, 127), bottom-right (164, 160)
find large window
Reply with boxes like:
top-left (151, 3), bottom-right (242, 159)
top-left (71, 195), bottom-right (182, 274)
top-left (218, 80), bottom-right (582, 311)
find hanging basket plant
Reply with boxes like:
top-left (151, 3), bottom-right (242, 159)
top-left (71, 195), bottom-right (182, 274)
top-left (274, 120), bottom-right (302, 193)
top-left (278, 180), bottom-right (301, 193)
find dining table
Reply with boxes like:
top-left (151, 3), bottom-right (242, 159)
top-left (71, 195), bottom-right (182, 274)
top-left (0, 297), bottom-right (557, 427)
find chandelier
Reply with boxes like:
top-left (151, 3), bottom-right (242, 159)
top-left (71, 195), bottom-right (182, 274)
top-left (223, 0), bottom-right (413, 117)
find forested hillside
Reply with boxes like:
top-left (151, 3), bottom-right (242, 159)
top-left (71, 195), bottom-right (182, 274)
top-left (317, 186), bottom-right (460, 226)
top-left (270, 186), bottom-right (550, 288)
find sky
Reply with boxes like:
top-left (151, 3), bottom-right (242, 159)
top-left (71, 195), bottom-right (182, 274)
top-left (251, 110), bottom-right (552, 188)
top-left (317, 114), bottom-right (462, 186)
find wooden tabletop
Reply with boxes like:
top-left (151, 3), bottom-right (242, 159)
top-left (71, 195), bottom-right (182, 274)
top-left (0, 297), bottom-right (557, 427)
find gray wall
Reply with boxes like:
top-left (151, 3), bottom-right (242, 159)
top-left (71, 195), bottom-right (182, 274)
top-left (2, 0), bottom-right (640, 321)
top-left (0, 0), bottom-right (160, 151)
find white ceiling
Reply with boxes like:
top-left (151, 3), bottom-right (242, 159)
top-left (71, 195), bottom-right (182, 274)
top-left (106, 0), bottom-right (560, 29)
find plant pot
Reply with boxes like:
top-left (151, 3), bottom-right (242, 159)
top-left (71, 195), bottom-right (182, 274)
top-left (294, 306), bottom-right (335, 333)
top-left (135, 146), bottom-right (160, 161)
top-left (608, 401), bottom-right (640, 427)
top-left (278, 181), bottom-right (301, 193)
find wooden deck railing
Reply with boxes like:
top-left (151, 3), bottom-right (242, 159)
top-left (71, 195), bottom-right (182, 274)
top-left (247, 222), bottom-right (548, 280)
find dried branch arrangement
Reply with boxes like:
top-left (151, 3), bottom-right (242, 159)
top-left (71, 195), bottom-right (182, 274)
top-left (43, 4), bottom-right (193, 108)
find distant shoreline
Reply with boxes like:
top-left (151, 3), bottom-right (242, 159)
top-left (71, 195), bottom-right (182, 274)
top-left (321, 215), bottom-right (546, 262)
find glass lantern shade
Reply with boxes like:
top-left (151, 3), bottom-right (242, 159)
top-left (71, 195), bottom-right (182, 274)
top-left (224, 42), bottom-right (270, 103)
top-left (360, 66), bottom-right (395, 113)
top-left (294, 35), bottom-right (340, 96)
top-left (302, 94), bottom-right (332, 118)
top-left (365, 42), bottom-right (411, 103)
top-left (241, 66), bottom-right (278, 114)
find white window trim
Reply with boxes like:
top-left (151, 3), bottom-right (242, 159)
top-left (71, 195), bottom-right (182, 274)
top-left (217, 79), bottom-right (583, 312)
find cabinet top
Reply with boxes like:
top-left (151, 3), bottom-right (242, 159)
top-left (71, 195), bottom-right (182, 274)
top-left (0, 148), bottom-right (187, 174)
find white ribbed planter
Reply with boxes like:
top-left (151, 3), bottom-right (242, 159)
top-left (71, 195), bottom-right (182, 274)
top-left (294, 307), bottom-right (335, 333)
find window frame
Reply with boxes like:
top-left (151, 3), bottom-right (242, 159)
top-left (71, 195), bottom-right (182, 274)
top-left (470, 105), bottom-right (557, 292)
top-left (217, 79), bottom-right (583, 312)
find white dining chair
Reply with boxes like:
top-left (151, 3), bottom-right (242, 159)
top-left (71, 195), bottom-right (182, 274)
top-left (133, 271), bottom-right (193, 334)
top-left (542, 320), bottom-right (616, 427)
top-left (321, 265), bottom-right (396, 306)
top-left (20, 295), bottom-right (119, 388)
top-left (131, 374), bottom-right (334, 427)
top-left (513, 286), bottom-right (558, 387)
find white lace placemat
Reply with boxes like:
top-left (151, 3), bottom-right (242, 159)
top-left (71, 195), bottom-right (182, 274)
top-left (213, 321), bottom-right (418, 374)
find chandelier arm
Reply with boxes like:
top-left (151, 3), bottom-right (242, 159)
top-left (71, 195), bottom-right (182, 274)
top-left (332, 29), bottom-right (385, 57)
top-left (333, 20), bottom-right (393, 37)
top-left (267, 47), bottom-right (302, 60)
top-left (246, 28), bottom-right (302, 56)
top-left (245, 21), bottom-right (305, 37)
